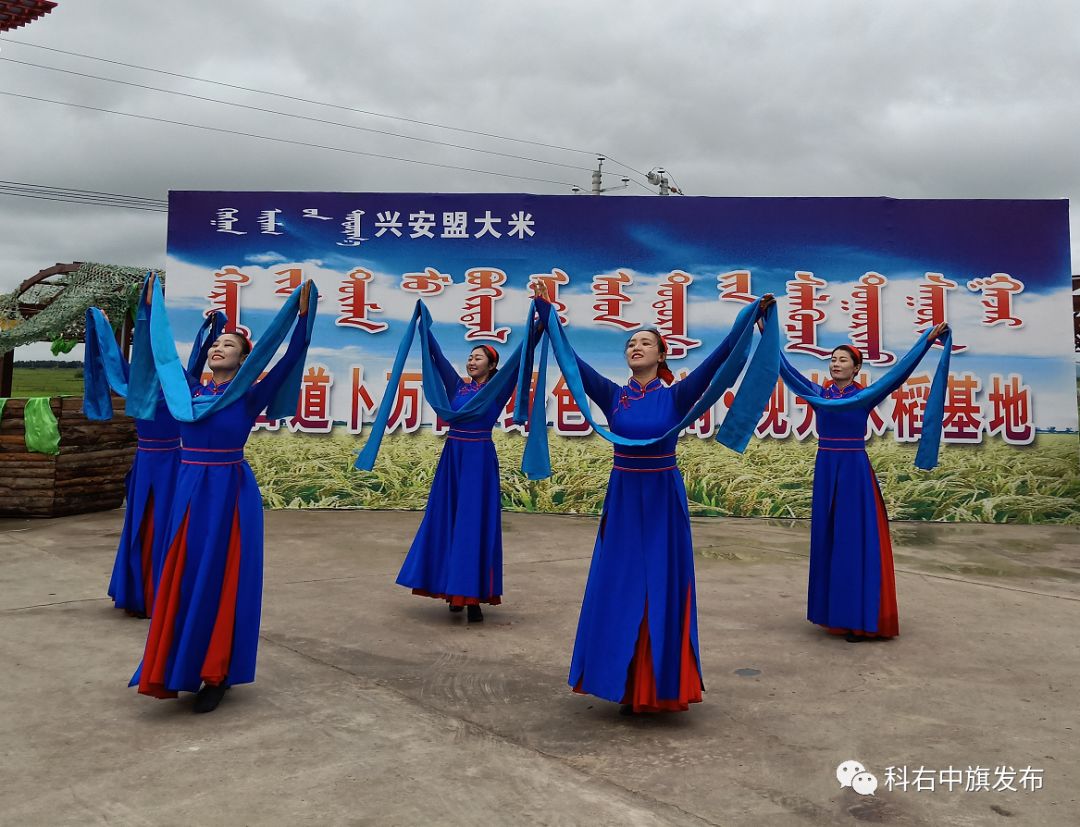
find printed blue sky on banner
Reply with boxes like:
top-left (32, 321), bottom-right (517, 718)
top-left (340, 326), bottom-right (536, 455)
top-left (165, 192), bottom-right (1076, 433)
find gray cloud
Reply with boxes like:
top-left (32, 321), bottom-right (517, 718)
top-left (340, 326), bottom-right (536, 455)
top-left (1, 0), bottom-right (1077, 298)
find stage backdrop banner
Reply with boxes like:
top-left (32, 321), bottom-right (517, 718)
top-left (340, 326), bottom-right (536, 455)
top-left (165, 192), bottom-right (1079, 522)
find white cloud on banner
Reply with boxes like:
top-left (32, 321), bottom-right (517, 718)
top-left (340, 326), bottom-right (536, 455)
top-left (163, 259), bottom-right (753, 331)
top-left (163, 258), bottom-right (1071, 360)
top-left (244, 252), bottom-right (289, 265)
top-left (810, 278), bottom-right (1073, 359)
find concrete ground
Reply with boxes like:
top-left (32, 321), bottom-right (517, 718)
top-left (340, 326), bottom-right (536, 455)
top-left (1, 509), bottom-right (1078, 826)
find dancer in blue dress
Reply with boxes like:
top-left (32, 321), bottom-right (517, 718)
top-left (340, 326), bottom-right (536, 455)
top-left (396, 343), bottom-right (510, 623)
top-left (529, 284), bottom-right (776, 714)
top-left (777, 324), bottom-right (950, 642)
top-left (126, 276), bottom-right (316, 712)
top-left (83, 306), bottom-right (224, 617)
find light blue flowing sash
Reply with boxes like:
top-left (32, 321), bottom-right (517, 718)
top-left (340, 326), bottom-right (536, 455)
top-left (125, 277), bottom-right (317, 422)
top-left (777, 330), bottom-right (953, 470)
top-left (82, 308), bottom-right (131, 420)
top-left (354, 300), bottom-right (538, 471)
top-left (83, 305), bottom-right (225, 420)
top-left (514, 299), bottom-right (780, 480)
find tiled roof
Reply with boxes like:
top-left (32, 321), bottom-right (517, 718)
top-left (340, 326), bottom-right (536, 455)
top-left (0, 0), bottom-right (58, 33)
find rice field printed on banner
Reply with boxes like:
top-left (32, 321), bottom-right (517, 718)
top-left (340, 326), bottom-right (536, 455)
top-left (245, 430), bottom-right (1080, 524)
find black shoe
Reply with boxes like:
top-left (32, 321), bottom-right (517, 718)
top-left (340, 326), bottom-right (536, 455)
top-left (845, 632), bottom-right (866, 643)
top-left (193, 682), bottom-right (230, 713)
top-left (619, 704), bottom-right (635, 716)
top-left (449, 604), bottom-right (464, 613)
top-left (466, 604), bottom-right (483, 623)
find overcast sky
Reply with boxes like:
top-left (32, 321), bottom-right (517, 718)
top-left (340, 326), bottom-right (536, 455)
top-left (1, 0), bottom-right (1077, 296)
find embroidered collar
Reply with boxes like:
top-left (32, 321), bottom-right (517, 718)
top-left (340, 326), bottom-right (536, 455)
top-left (195, 377), bottom-right (233, 397)
top-left (628, 377), bottom-right (662, 393)
top-left (823, 381), bottom-right (861, 399)
top-left (459, 377), bottom-right (486, 395)
top-left (617, 376), bottom-right (662, 410)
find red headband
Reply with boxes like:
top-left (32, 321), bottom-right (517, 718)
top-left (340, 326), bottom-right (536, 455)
top-left (479, 345), bottom-right (499, 365)
top-left (833, 343), bottom-right (862, 359)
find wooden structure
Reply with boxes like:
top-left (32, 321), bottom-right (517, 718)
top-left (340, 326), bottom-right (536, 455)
top-left (0, 261), bottom-right (143, 518)
top-left (0, 0), bottom-right (57, 32)
top-left (0, 397), bottom-right (134, 517)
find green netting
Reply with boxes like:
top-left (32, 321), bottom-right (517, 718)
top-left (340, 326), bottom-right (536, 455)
top-left (0, 263), bottom-right (163, 356)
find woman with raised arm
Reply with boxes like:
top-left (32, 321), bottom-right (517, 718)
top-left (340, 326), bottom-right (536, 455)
top-left (126, 275), bottom-right (317, 713)
top-left (395, 343), bottom-right (513, 623)
top-left (357, 299), bottom-right (546, 624)
top-left (84, 306), bottom-right (224, 618)
top-left (777, 325), bottom-right (950, 642)
top-left (529, 282), bottom-right (776, 715)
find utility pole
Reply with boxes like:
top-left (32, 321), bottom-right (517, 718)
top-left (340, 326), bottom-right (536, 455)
top-left (647, 167), bottom-right (671, 195)
top-left (571, 155), bottom-right (630, 195)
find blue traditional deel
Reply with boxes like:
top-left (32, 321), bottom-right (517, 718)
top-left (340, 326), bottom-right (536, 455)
top-left (519, 297), bottom-right (778, 712)
top-left (355, 300), bottom-right (544, 608)
top-left (83, 305), bottom-right (225, 617)
top-left (127, 278), bottom-right (317, 700)
top-left (394, 339), bottom-right (526, 607)
top-left (778, 330), bottom-right (953, 638)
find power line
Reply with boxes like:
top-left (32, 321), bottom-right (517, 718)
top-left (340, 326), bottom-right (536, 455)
top-left (0, 180), bottom-right (166, 205)
top-left (0, 90), bottom-right (582, 188)
top-left (0, 37), bottom-right (610, 159)
top-left (0, 56), bottom-right (613, 177)
top-left (0, 37), bottom-right (657, 190)
top-left (599, 154), bottom-right (655, 191)
top-left (0, 188), bottom-right (168, 213)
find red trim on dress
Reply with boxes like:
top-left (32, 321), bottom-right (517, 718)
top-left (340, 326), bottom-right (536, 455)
top-left (825, 472), bottom-right (899, 639)
top-left (446, 435), bottom-right (494, 442)
top-left (411, 588), bottom-right (502, 607)
top-left (138, 508), bottom-right (191, 699)
top-left (139, 494), bottom-right (155, 617)
top-left (574, 585), bottom-right (703, 712)
top-left (870, 474), bottom-right (899, 637)
top-left (200, 503), bottom-right (243, 686)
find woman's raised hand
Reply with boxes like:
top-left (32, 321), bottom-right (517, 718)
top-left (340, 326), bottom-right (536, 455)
top-left (756, 293), bottom-right (776, 331)
top-left (530, 279), bottom-right (551, 302)
top-left (299, 280), bottom-right (313, 316)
